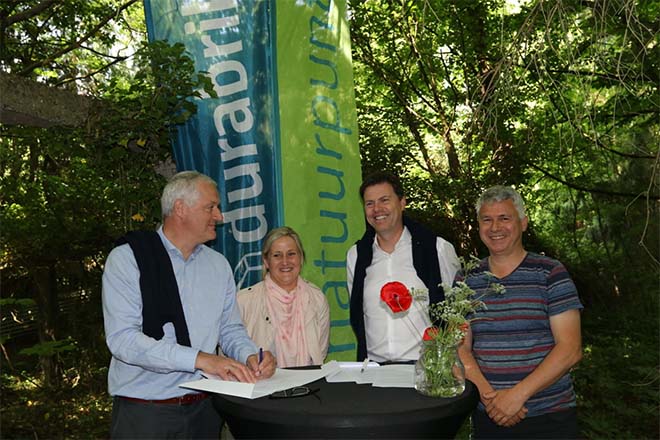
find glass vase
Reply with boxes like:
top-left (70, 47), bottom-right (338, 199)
top-left (414, 340), bottom-right (465, 397)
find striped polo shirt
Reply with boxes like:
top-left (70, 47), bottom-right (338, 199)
top-left (464, 252), bottom-right (583, 417)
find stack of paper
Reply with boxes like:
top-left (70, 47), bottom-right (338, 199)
top-left (322, 361), bottom-right (379, 383)
top-left (323, 361), bottom-right (415, 388)
top-left (180, 361), bottom-right (414, 399)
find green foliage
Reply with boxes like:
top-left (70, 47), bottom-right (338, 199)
top-left (19, 338), bottom-right (77, 357)
top-left (1, 30), bottom-right (215, 273)
top-left (350, 0), bottom-right (659, 249)
top-left (1, 0), bottom-right (217, 401)
top-left (0, 0), bottom-right (658, 438)
top-left (0, 298), bottom-right (36, 307)
top-left (573, 297), bottom-right (660, 439)
top-left (1, 0), bottom-right (143, 82)
top-left (1, 358), bottom-right (112, 438)
top-left (351, 0), bottom-right (659, 438)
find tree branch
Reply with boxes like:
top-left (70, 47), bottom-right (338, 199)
top-left (546, 68), bottom-right (632, 83)
top-left (53, 55), bottom-right (128, 86)
top-left (627, 147), bottom-right (660, 267)
top-left (403, 12), bottom-right (462, 178)
top-left (18, 0), bottom-right (140, 76)
top-left (3, 0), bottom-right (58, 28)
top-left (530, 163), bottom-right (659, 200)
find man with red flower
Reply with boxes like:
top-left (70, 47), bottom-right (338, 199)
top-left (458, 186), bottom-right (583, 439)
top-left (347, 172), bottom-right (460, 363)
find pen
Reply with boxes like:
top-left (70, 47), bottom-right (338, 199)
top-left (258, 347), bottom-right (263, 364)
top-left (360, 357), bottom-right (369, 373)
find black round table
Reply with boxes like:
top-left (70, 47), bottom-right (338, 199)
top-left (213, 378), bottom-right (478, 439)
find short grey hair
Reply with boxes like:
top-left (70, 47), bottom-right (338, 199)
top-left (261, 226), bottom-right (306, 277)
top-left (161, 171), bottom-right (217, 218)
top-left (476, 185), bottom-right (526, 219)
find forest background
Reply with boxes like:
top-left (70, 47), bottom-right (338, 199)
top-left (1, 0), bottom-right (658, 438)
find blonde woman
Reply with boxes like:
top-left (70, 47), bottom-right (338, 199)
top-left (237, 227), bottom-right (330, 367)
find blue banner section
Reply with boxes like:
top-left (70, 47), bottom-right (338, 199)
top-left (143, 0), bottom-right (281, 288)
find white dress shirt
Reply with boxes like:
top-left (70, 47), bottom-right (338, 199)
top-left (346, 227), bottom-right (460, 362)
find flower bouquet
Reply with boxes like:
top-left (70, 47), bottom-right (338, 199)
top-left (380, 257), bottom-right (503, 397)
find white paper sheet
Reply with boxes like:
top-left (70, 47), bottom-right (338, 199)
top-left (323, 361), bottom-right (414, 388)
top-left (370, 364), bottom-right (415, 388)
top-left (324, 360), bottom-right (381, 383)
top-left (179, 363), bottom-right (341, 399)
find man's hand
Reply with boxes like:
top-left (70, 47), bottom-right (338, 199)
top-left (195, 352), bottom-right (257, 383)
top-left (479, 388), bottom-right (495, 407)
top-left (483, 388), bottom-right (528, 427)
top-left (246, 350), bottom-right (276, 379)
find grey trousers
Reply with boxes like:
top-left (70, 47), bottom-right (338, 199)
top-left (110, 396), bottom-right (223, 439)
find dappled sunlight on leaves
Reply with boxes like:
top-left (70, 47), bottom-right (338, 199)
top-left (1, 367), bottom-right (112, 438)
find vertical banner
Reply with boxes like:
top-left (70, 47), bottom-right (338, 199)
top-left (144, 0), bottom-right (279, 289)
top-left (274, 1), bottom-right (362, 359)
top-left (143, 0), bottom-right (362, 360)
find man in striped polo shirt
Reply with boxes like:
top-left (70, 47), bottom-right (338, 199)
top-left (458, 186), bottom-right (583, 439)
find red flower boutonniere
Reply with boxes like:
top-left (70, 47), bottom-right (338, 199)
top-left (380, 281), bottom-right (413, 313)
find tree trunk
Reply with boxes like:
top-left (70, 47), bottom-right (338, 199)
top-left (32, 264), bottom-right (59, 386)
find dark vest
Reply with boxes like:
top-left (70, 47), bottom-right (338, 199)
top-left (349, 217), bottom-right (444, 361)
top-left (115, 230), bottom-right (191, 346)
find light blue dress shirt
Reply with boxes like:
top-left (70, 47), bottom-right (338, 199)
top-left (102, 227), bottom-right (258, 399)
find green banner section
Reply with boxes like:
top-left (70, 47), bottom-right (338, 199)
top-left (274, 0), bottom-right (362, 360)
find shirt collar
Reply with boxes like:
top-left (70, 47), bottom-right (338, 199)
top-left (372, 226), bottom-right (410, 253)
top-left (157, 226), bottom-right (203, 260)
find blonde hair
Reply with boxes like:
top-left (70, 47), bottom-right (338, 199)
top-left (261, 227), bottom-right (305, 277)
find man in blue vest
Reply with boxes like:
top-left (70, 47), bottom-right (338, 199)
top-left (102, 171), bottom-right (276, 438)
top-left (347, 171), bottom-right (460, 362)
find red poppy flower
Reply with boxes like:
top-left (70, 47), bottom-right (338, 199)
top-left (380, 282), bottom-right (413, 313)
top-left (423, 327), bottom-right (439, 341)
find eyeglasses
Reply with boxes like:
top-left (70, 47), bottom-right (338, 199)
top-left (268, 386), bottom-right (319, 399)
